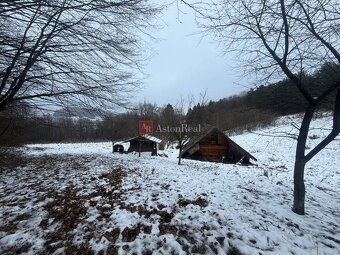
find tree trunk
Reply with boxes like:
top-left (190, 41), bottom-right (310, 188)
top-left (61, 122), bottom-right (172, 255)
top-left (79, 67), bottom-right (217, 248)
top-left (292, 106), bottom-right (315, 215)
top-left (178, 138), bottom-right (183, 165)
top-left (178, 146), bottom-right (182, 165)
top-left (138, 141), bottom-right (141, 158)
top-left (292, 158), bottom-right (306, 214)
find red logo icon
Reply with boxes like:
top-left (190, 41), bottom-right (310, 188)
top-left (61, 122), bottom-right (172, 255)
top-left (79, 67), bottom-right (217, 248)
top-left (139, 120), bottom-right (153, 135)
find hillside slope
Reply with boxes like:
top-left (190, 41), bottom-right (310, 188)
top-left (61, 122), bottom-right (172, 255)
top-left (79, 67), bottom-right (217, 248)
top-left (0, 114), bottom-right (339, 254)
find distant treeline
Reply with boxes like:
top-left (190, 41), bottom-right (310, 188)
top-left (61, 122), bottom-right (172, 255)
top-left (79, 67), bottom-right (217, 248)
top-left (0, 63), bottom-right (337, 145)
top-left (186, 62), bottom-right (337, 133)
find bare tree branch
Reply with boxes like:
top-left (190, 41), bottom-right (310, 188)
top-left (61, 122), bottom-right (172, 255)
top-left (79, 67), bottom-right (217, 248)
top-left (0, 0), bottom-right (162, 112)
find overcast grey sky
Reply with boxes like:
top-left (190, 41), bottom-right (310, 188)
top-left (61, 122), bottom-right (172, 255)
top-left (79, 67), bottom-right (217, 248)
top-left (136, 3), bottom-right (249, 107)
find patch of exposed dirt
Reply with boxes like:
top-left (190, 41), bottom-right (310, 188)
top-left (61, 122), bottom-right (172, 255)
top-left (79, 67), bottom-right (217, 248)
top-left (0, 153), bottom-right (238, 255)
top-left (63, 241), bottom-right (94, 255)
top-left (178, 196), bottom-right (209, 208)
top-left (216, 236), bottom-right (225, 245)
top-left (42, 185), bottom-right (87, 253)
top-left (191, 244), bottom-right (207, 254)
top-left (159, 223), bottom-right (178, 235)
top-left (1, 242), bottom-right (31, 255)
top-left (0, 222), bottom-right (18, 234)
top-left (99, 167), bottom-right (126, 189)
top-left (119, 203), bottom-right (158, 218)
top-left (104, 228), bottom-right (120, 242)
top-left (121, 224), bottom-right (141, 242)
top-left (177, 229), bottom-right (196, 245)
top-left (106, 245), bottom-right (119, 255)
top-left (227, 243), bottom-right (243, 255)
top-left (44, 186), bottom-right (87, 231)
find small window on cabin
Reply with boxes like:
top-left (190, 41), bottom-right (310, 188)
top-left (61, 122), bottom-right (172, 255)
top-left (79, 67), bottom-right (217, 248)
top-left (210, 133), bottom-right (218, 144)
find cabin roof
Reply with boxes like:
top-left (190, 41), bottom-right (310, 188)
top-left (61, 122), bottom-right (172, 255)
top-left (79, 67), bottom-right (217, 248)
top-left (181, 126), bottom-right (257, 161)
top-left (123, 134), bottom-right (162, 144)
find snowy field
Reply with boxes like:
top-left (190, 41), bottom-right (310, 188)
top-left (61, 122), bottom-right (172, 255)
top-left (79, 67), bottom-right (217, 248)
top-left (0, 114), bottom-right (339, 255)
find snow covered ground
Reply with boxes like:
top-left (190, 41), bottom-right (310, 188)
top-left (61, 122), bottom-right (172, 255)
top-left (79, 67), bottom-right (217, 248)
top-left (0, 114), bottom-right (339, 254)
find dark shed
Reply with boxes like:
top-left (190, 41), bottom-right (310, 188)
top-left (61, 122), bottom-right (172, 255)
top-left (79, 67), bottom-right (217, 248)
top-left (124, 135), bottom-right (161, 156)
top-left (181, 126), bottom-right (257, 164)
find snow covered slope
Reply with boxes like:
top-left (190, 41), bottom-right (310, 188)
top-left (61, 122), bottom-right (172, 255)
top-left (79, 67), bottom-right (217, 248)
top-left (1, 114), bottom-right (339, 255)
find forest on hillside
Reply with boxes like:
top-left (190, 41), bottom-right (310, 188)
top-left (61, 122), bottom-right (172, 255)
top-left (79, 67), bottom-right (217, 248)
top-left (0, 63), bottom-right (338, 145)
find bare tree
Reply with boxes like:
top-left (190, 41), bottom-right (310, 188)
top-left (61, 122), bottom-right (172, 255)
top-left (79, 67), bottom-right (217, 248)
top-left (174, 98), bottom-right (192, 165)
top-left (0, 0), bottom-right (161, 113)
top-left (181, 0), bottom-right (340, 215)
top-left (135, 101), bottom-right (159, 120)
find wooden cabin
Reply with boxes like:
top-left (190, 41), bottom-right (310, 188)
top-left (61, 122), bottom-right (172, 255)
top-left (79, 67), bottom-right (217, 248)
top-left (181, 126), bottom-right (256, 164)
top-left (124, 135), bottom-right (161, 156)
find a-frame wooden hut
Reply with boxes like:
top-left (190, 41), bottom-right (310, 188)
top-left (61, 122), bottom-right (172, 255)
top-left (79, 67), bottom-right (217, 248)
top-left (181, 126), bottom-right (256, 164)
